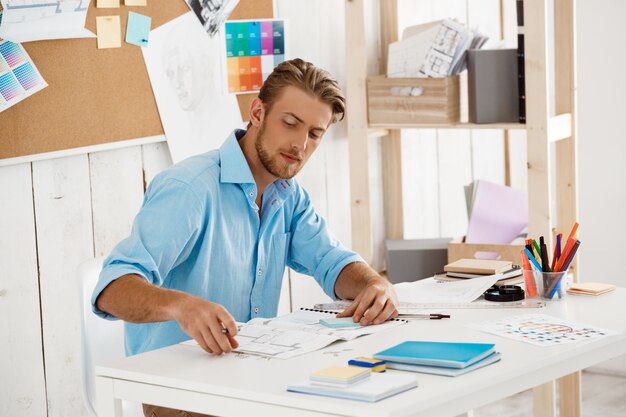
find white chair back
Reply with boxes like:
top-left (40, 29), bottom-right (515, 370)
top-left (78, 257), bottom-right (142, 417)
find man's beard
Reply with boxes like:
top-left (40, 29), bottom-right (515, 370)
top-left (254, 121), bottom-right (304, 179)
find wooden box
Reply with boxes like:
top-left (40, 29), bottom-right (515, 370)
top-left (366, 75), bottom-right (460, 125)
top-left (447, 238), bottom-right (525, 265)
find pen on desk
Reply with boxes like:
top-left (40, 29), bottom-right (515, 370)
top-left (401, 314), bottom-right (450, 320)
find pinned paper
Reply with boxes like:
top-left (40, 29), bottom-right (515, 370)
top-left (96, 16), bottom-right (122, 49)
top-left (0, 0), bottom-right (95, 43)
top-left (0, 40), bottom-right (48, 113)
top-left (97, 0), bottom-right (120, 8)
top-left (125, 0), bottom-right (147, 5)
top-left (126, 12), bottom-right (151, 47)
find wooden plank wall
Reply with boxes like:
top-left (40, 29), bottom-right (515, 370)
top-left (0, 1), bottom-right (525, 415)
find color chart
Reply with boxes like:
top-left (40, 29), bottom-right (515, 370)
top-left (224, 19), bottom-right (285, 94)
top-left (0, 40), bottom-right (47, 113)
top-left (470, 314), bottom-right (618, 347)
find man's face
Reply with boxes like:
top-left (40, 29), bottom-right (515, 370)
top-left (164, 46), bottom-right (204, 111)
top-left (254, 86), bottom-right (333, 180)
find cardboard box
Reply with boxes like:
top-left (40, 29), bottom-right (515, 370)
top-left (367, 75), bottom-right (460, 125)
top-left (385, 238), bottom-right (451, 283)
top-left (447, 238), bottom-right (525, 265)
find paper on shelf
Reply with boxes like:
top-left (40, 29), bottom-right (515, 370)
top-left (465, 180), bottom-right (528, 244)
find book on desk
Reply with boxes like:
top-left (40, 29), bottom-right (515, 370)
top-left (373, 341), bottom-right (501, 377)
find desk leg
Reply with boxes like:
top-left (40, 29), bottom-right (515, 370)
top-left (533, 381), bottom-right (556, 417)
top-left (559, 371), bottom-right (582, 417)
top-left (95, 376), bottom-right (123, 417)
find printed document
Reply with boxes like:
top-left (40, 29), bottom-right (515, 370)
top-left (183, 309), bottom-right (405, 359)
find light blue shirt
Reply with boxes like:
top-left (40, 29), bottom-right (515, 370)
top-left (92, 130), bottom-right (363, 356)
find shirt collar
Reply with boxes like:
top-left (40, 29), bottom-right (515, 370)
top-left (219, 129), bottom-right (255, 185)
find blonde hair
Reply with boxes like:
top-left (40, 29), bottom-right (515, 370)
top-left (251, 58), bottom-right (345, 126)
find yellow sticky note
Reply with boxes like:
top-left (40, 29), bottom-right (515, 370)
top-left (96, 16), bottom-right (121, 49)
top-left (97, 0), bottom-right (120, 8)
top-left (311, 366), bottom-right (370, 381)
top-left (125, 0), bottom-right (147, 5)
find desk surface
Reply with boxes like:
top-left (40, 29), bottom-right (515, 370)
top-left (96, 289), bottom-right (626, 417)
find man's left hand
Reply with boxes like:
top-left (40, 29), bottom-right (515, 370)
top-left (336, 277), bottom-right (399, 325)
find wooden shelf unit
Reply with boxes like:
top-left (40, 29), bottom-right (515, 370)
top-left (344, 1), bottom-right (579, 416)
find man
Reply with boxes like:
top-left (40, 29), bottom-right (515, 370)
top-left (92, 58), bottom-right (398, 360)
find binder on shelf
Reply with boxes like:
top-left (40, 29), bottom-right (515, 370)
top-left (517, 0), bottom-right (526, 123)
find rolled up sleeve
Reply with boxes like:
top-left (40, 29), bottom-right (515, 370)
top-left (287, 187), bottom-right (364, 299)
top-left (91, 177), bottom-right (205, 319)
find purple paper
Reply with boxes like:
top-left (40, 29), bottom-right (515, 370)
top-left (466, 180), bottom-right (528, 244)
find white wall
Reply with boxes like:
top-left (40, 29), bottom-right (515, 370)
top-left (577, 0), bottom-right (626, 287)
top-left (577, 0), bottom-right (626, 374)
top-left (1, 0), bottom-right (625, 415)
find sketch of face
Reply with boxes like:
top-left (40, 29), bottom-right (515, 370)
top-left (164, 45), bottom-right (205, 111)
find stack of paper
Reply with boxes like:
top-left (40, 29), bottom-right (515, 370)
top-left (387, 19), bottom-right (488, 78)
top-left (310, 366), bottom-right (371, 387)
top-left (374, 341), bottom-right (501, 377)
top-left (567, 282), bottom-right (616, 296)
top-left (287, 372), bottom-right (418, 403)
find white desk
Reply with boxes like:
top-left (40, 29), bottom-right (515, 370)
top-left (96, 289), bottom-right (626, 417)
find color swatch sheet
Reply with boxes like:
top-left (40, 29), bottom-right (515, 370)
top-left (0, 40), bottom-right (47, 113)
top-left (469, 314), bottom-right (619, 347)
top-left (224, 19), bottom-right (285, 93)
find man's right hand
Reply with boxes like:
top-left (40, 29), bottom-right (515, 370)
top-left (171, 295), bottom-right (239, 355)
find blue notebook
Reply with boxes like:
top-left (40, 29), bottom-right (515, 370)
top-left (374, 341), bottom-right (496, 369)
top-left (386, 352), bottom-right (501, 376)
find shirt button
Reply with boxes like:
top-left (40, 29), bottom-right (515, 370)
top-left (249, 191), bottom-right (254, 196)
top-left (254, 307), bottom-right (259, 314)
top-left (257, 269), bottom-right (262, 276)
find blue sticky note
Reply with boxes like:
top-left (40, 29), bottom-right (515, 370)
top-left (319, 317), bottom-right (362, 328)
top-left (126, 12), bottom-right (151, 47)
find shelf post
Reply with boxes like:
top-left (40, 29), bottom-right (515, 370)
top-left (345, 0), bottom-right (373, 262)
top-left (379, 0), bottom-right (404, 240)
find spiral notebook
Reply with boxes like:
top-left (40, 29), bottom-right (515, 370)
top-left (182, 308), bottom-right (406, 359)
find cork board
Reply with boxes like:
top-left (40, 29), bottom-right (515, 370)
top-left (0, 0), bottom-right (272, 161)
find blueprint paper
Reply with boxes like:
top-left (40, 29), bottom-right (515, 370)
top-left (0, 39), bottom-right (47, 113)
top-left (141, 12), bottom-right (242, 162)
top-left (0, 0), bottom-right (95, 43)
top-left (182, 309), bottom-right (404, 359)
top-left (465, 180), bottom-right (528, 244)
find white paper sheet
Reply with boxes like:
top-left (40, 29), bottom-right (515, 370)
top-left (182, 309), bottom-right (405, 359)
top-left (393, 276), bottom-right (501, 304)
top-left (142, 12), bottom-right (242, 163)
top-left (0, 0), bottom-right (95, 43)
top-left (469, 314), bottom-right (620, 347)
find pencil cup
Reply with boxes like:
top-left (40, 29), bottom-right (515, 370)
top-left (527, 269), bottom-right (571, 301)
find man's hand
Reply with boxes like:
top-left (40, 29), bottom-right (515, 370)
top-left (336, 276), bottom-right (399, 325)
top-left (171, 295), bottom-right (239, 355)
